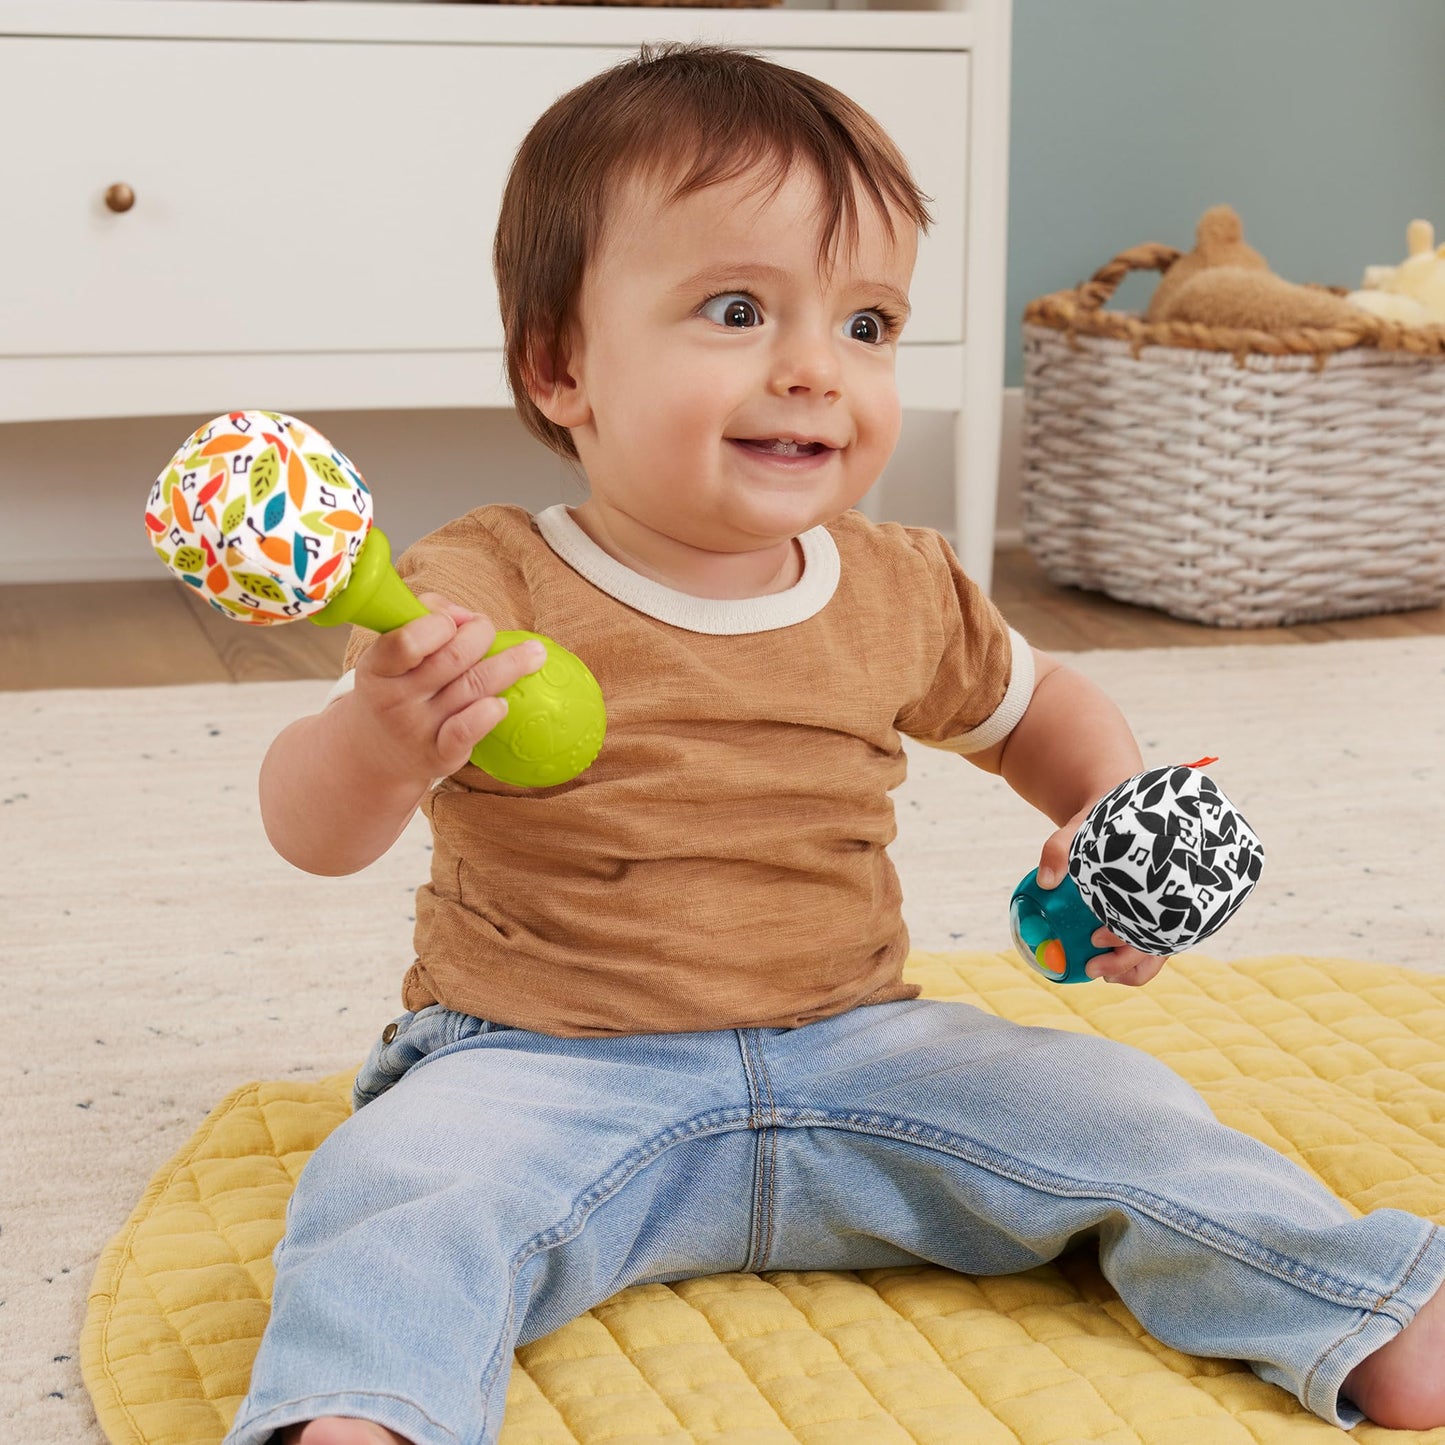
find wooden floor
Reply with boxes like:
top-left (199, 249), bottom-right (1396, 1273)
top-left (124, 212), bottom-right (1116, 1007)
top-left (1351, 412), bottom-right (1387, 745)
top-left (4, 546), bottom-right (1445, 690)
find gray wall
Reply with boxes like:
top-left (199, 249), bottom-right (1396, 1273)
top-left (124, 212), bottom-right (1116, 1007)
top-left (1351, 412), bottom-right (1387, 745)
top-left (1005, 0), bottom-right (1445, 386)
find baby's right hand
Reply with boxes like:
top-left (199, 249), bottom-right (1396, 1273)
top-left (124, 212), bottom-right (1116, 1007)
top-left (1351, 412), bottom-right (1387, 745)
top-left (348, 593), bottom-right (547, 785)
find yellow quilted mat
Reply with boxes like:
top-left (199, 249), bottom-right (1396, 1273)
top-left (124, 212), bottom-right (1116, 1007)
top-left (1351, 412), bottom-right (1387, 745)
top-left (83, 952), bottom-right (1445, 1445)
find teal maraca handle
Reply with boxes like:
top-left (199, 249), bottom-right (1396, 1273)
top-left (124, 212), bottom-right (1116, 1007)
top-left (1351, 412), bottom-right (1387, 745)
top-left (1009, 869), bottom-right (1109, 984)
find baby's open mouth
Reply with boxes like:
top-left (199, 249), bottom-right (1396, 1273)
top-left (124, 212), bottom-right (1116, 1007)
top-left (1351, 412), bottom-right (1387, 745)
top-left (733, 438), bottom-right (831, 457)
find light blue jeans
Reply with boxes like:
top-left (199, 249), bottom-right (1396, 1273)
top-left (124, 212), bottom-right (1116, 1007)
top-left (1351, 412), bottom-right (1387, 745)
top-left (225, 999), bottom-right (1445, 1444)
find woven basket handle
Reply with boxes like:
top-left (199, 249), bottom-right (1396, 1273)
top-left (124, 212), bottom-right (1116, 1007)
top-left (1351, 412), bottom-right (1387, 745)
top-left (1074, 243), bottom-right (1181, 313)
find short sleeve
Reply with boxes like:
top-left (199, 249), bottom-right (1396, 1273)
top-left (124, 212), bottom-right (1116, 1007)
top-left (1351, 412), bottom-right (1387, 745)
top-left (893, 529), bottom-right (1035, 754)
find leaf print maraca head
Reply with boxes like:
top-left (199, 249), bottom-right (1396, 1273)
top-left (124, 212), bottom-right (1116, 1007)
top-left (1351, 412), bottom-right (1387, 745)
top-left (144, 411), bottom-right (372, 625)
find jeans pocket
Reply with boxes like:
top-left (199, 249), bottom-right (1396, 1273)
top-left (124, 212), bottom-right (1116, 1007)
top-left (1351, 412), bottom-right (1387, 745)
top-left (351, 1004), bottom-right (495, 1112)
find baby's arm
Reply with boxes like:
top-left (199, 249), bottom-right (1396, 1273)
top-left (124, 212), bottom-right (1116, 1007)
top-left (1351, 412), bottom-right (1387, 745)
top-left (972, 648), bottom-right (1162, 985)
top-left (258, 595), bottom-right (544, 876)
top-left (982, 650), bottom-right (1143, 830)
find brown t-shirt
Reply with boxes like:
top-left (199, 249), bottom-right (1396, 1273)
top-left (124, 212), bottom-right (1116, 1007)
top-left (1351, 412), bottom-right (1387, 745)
top-left (340, 504), bottom-right (1034, 1036)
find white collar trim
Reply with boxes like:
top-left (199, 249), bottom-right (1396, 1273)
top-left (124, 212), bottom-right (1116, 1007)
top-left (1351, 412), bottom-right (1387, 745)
top-left (534, 504), bottom-right (840, 635)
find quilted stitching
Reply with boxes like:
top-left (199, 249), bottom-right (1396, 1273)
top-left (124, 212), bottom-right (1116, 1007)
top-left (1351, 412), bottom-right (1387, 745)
top-left (81, 955), bottom-right (1445, 1444)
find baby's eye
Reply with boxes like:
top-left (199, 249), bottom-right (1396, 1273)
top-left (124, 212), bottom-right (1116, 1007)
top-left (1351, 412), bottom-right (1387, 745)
top-left (845, 310), bottom-right (892, 345)
top-left (701, 293), bottom-right (763, 329)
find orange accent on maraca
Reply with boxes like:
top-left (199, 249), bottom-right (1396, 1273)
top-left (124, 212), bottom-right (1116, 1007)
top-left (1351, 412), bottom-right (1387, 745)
top-left (311, 553), bottom-right (344, 588)
top-left (259, 536), bottom-right (292, 568)
top-left (198, 434), bottom-right (251, 456)
top-left (205, 564), bottom-right (229, 594)
top-left (1186, 756), bottom-right (1219, 768)
top-left (287, 451), bottom-right (307, 506)
top-left (172, 488), bottom-right (192, 532)
top-left (1036, 939), bottom-right (1067, 975)
top-left (325, 511), bottom-right (364, 532)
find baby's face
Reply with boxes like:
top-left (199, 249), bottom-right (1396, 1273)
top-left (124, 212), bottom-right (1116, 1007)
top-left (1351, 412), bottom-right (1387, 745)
top-left (556, 160), bottom-right (917, 569)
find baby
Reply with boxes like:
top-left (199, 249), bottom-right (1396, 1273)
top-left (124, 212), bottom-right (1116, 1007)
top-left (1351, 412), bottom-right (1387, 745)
top-left (226, 43), bottom-right (1445, 1445)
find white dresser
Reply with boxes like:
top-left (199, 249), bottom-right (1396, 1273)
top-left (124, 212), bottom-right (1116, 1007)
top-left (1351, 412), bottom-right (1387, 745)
top-left (0, 0), bottom-right (1011, 585)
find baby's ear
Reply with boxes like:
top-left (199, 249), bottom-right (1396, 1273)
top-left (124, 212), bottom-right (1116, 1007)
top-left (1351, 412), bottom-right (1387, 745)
top-left (522, 334), bottom-right (590, 430)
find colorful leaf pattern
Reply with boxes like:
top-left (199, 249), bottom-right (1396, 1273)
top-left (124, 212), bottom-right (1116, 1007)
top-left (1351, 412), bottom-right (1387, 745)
top-left (144, 410), bottom-right (371, 626)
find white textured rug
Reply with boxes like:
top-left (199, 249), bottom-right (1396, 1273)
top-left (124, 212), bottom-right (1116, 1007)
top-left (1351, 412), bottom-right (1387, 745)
top-left (4, 637), bottom-right (1444, 1444)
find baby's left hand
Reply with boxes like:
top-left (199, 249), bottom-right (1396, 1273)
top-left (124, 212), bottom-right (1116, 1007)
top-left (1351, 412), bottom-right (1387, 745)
top-left (1036, 809), bottom-right (1170, 988)
top-left (1077, 930), bottom-right (1168, 987)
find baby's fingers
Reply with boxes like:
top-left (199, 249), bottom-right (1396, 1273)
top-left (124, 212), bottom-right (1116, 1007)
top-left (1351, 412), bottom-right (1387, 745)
top-left (1085, 932), bottom-right (1167, 987)
top-left (415, 592), bottom-right (476, 628)
top-left (1035, 822), bottom-right (1077, 890)
top-left (432, 639), bottom-right (548, 771)
top-left (436, 636), bottom-right (547, 719)
top-left (364, 609), bottom-right (462, 679)
top-left (435, 694), bottom-right (510, 772)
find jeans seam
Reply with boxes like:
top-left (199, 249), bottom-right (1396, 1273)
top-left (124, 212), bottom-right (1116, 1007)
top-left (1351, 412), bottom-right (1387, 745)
top-left (1300, 1224), bottom-right (1443, 1410)
top-left (478, 1107), bottom-right (757, 1425)
top-left (752, 1034), bottom-right (781, 1271)
top-left (736, 1031), bottom-right (776, 1273)
top-left (782, 1109), bottom-right (1395, 1307)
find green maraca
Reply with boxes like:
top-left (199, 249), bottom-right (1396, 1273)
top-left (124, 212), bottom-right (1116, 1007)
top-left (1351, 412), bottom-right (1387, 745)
top-left (144, 410), bottom-right (605, 787)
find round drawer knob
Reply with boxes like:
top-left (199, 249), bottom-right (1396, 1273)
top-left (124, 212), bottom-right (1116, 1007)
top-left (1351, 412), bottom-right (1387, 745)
top-left (104, 183), bottom-right (136, 214)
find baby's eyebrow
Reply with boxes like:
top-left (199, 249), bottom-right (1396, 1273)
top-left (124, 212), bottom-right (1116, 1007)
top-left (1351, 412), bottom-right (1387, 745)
top-left (861, 283), bottom-right (912, 318)
top-left (672, 263), bottom-right (912, 318)
top-left (674, 263), bottom-right (791, 293)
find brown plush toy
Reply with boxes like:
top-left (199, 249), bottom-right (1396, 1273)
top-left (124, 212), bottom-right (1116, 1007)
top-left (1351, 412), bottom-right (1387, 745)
top-left (1147, 205), bottom-right (1358, 331)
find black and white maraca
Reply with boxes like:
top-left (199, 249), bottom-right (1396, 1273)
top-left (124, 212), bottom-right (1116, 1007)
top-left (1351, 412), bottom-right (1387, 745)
top-left (1010, 760), bottom-right (1264, 983)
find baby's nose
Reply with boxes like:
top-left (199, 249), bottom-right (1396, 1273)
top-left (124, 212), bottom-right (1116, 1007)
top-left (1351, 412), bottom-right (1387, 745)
top-left (768, 329), bottom-right (842, 399)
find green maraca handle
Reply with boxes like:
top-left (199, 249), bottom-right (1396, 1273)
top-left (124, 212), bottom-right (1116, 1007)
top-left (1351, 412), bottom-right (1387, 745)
top-left (311, 527), bottom-right (427, 632)
top-left (307, 527), bottom-right (491, 774)
top-left (306, 525), bottom-right (606, 787)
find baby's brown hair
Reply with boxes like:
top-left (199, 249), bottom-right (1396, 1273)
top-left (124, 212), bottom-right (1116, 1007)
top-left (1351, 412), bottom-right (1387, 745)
top-left (493, 42), bottom-right (933, 460)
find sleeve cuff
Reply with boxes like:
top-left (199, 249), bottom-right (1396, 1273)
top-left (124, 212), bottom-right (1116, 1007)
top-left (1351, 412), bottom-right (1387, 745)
top-left (925, 628), bottom-right (1036, 756)
top-left (324, 670), bottom-right (356, 707)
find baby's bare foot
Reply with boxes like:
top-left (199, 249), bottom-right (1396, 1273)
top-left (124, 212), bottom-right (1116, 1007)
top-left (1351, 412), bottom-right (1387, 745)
top-left (1343, 1282), bottom-right (1445, 1429)
top-left (277, 1419), bottom-right (413, 1445)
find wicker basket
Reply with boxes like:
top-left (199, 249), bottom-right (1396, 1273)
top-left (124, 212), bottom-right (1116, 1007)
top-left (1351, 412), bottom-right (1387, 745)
top-left (1021, 243), bottom-right (1445, 627)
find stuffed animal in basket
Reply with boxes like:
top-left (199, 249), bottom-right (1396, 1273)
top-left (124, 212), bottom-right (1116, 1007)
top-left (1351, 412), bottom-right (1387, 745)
top-left (1147, 204), bottom-right (1358, 332)
top-left (1347, 219), bottom-right (1445, 328)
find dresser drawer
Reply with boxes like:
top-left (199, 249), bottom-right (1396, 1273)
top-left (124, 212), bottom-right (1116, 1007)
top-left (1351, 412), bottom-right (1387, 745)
top-left (0, 37), bottom-right (604, 357)
top-left (1, 36), bottom-right (965, 358)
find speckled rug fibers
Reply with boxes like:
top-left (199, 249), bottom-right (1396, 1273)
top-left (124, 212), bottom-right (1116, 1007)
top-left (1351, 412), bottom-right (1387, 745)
top-left (4, 636), bottom-right (1444, 1444)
